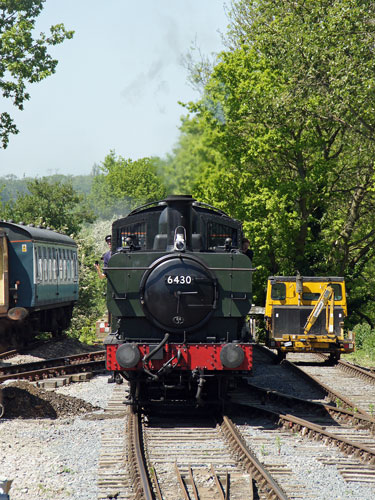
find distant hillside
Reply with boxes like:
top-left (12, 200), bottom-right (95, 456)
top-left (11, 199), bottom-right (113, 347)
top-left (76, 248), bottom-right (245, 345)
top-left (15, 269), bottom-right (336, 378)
top-left (0, 173), bottom-right (94, 203)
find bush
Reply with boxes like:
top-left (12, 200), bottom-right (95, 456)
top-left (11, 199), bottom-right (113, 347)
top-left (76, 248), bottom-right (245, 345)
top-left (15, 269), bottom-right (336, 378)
top-left (353, 323), bottom-right (374, 350)
top-left (66, 232), bottom-right (107, 343)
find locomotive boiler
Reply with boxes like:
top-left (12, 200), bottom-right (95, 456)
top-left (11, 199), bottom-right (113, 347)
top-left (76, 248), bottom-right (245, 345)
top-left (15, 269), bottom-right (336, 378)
top-left (104, 195), bottom-right (253, 406)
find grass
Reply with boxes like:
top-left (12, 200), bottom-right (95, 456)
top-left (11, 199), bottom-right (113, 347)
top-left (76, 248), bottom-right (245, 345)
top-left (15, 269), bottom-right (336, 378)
top-left (342, 350), bottom-right (375, 368)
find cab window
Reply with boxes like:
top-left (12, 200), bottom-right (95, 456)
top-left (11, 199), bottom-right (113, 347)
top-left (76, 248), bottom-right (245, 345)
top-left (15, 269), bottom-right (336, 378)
top-left (332, 284), bottom-right (342, 300)
top-left (271, 283), bottom-right (286, 300)
top-left (303, 284), bottom-right (342, 301)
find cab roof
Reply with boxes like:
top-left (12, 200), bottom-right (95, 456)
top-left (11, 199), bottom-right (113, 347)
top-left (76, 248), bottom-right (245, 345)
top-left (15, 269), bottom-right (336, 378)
top-left (268, 276), bottom-right (345, 282)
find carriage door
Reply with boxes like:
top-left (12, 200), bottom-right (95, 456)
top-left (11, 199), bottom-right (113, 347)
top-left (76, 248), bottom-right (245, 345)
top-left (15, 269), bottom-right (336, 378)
top-left (0, 231), bottom-right (9, 314)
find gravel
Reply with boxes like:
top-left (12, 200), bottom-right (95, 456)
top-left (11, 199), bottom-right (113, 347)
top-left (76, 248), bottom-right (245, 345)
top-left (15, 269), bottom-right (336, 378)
top-left (2, 340), bottom-right (375, 499)
top-left (0, 374), bottom-right (122, 500)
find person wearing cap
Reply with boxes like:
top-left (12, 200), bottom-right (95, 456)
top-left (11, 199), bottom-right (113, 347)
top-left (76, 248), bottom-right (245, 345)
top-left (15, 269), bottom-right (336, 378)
top-left (94, 235), bottom-right (117, 384)
top-left (94, 235), bottom-right (112, 279)
top-left (103, 234), bottom-right (112, 267)
top-left (242, 237), bottom-right (253, 260)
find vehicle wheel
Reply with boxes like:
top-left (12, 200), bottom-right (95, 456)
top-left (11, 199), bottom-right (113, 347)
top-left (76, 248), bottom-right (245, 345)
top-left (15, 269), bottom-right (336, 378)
top-left (328, 352), bottom-right (340, 365)
top-left (276, 349), bottom-right (286, 363)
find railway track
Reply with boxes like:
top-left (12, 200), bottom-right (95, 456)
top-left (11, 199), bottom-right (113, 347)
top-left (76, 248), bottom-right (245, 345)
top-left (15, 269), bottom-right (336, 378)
top-left (0, 350), bottom-right (105, 383)
top-left (231, 406), bottom-right (375, 498)
top-left (285, 351), bottom-right (375, 416)
top-left (5, 340), bottom-right (375, 498)
top-left (233, 345), bottom-right (375, 493)
top-left (97, 384), bottom-right (131, 500)
top-left (95, 346), bottom-right (375, 499)
top-left (98, 381), bottom-right (290, 499)
top-left (139, 410), bottom-right (289, 500)
top-left (253, 345), bottom-right (374, 416)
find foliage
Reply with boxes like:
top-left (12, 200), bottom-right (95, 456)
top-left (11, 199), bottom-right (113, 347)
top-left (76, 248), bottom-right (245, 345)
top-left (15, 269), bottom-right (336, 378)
top-left (0, 172), bottom-right (95, 205)
top-left (171, 0), bottom-right (375, 318)
top-left (90, 151), bottom-right (167, 218)
top-left (0, 177), bottom-right (95, 236)
top-left (0, 174), bottom-right (31, 202)
top-left (66, 217), bottom-right (118, 343)
top-left (344, 323), bottom-right (375, 366)
top-left (0, 0), bottom-right (74, 148)
top-left (66, 232), bottom-right (106, 343)
top-left (159, 115), bottom-right (229, 195)
top-left (352, 323), bottom-right (375, 351)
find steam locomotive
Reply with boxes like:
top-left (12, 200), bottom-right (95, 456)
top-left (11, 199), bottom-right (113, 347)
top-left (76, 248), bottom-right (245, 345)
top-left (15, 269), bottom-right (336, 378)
top-left (104, 195), bottom-right (253, 406)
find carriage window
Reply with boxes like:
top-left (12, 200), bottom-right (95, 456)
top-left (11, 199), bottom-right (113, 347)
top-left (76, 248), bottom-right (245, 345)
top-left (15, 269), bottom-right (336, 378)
top-left (63, 249), bottom-right (67, 280)
top-left (52, 248), bottom-right (57, 281)
top-left (67, 250), bottom-right (72, 280)
top-left (59, 249), bottom-right (63, 278)
top-left (73, 251), bottom-right (78, 281)
top-left (48, 248), bottom-right (52, 282)
top-left (207, 222), bottom-right (238, 248)
top-left (36, 247), bottom-right (43, 282)
top-left (271, 283), bottom-right (286, 300)
top-left (42, 247), bottom-right (48, 281)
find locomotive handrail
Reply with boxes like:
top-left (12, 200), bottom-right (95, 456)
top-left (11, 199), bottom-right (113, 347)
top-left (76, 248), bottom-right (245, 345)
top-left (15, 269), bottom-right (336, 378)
top-left (208, 267), bottom-right (256, 271)
top-left (105, 266), bottom-right (150, 270)
top-left (104, 266), bottom-right (256, 271)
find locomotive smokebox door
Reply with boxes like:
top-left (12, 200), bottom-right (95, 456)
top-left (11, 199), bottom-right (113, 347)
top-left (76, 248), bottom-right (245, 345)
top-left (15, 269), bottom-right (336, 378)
top-left (140, 254), bottom-right (217, 333)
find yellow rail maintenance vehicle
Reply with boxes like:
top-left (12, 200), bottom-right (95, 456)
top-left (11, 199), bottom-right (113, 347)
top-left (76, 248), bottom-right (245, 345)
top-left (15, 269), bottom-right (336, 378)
top-left (264, 274), bottom-right (355, 363)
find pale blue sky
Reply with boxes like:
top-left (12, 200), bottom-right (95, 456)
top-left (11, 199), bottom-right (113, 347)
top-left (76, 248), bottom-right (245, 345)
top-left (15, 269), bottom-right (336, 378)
top-left (0, 0), bottom-right (228, 178)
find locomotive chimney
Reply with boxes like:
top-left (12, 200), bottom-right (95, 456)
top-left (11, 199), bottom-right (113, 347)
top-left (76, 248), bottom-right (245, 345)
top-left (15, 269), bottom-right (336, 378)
top-left (163, 195), bottom-right (195, 251)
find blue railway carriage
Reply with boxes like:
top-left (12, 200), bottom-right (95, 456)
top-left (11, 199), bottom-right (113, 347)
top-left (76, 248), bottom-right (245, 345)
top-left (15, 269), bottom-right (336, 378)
top-left (0, 221), bottom-right (78, 349)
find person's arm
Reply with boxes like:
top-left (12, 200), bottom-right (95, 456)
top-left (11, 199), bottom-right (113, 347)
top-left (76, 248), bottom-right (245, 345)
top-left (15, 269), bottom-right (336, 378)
top-left (94, 261), bottom-right (106, 279)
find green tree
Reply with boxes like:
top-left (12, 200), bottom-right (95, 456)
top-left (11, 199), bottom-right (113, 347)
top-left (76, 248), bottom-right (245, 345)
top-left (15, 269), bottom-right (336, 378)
top-left (159, 115), bottom-right (229, 195)
top-left (173, 0), bottom-right (375, 316)
top-left (66, 231), bottom-right (106, 343)
top-left (90, 151), bottom-right (167, 218)
top-left (1, 177), bottom-right (95, 236)
top-left (0, 0), bottom-right (74, 148)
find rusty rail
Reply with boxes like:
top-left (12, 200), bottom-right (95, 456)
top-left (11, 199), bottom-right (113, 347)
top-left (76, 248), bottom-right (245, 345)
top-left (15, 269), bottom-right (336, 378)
top-left (0, 351), bottom-right (105, 383)
top-left (317, 353), bottom-right (375, 386)
top-left (128, 410), bottom-right (155, 500)
top-left (221, 415), bottom-right (289, 500)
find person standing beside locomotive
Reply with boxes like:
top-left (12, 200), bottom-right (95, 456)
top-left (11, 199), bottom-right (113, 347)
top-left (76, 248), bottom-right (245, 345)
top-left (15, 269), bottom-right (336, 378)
top-left (242, 237), bottom-right (253, 260)
top-left (94, 235), bottom-right (118, 383)
top-left (94, 234), bottom-right (112, 279)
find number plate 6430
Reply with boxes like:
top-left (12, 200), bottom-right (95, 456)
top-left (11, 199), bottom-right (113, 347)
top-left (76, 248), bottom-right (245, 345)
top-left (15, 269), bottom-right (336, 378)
top-left (165, 275), bottom-right (192, 285)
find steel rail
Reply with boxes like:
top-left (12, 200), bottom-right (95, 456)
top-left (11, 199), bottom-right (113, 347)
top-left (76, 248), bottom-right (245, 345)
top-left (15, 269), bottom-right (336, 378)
top-left (0, 359), bottom-right (105, 383)
top-left (188, 466), bottom-right (200, 500)
top-left (149, 467), bottom-right (163, 500)
top-left (0, 390), bottom-right (3, 418)
top-left (235, 402), bottom-right (375, 466)
top-left (317, 353), bottom-right (375, 386)
top-left (175, 463), bottom-right (190, 500)
top-left (281, 359), bottom-right (369, 416)
top-left (0, 350), bottom-right (105, 376)
top-left (253, 345), bottom-right (369, 416)
top-left (128, 410), bottom-right (155, 500)
top-left (244, 381), bottom-right (375, 432)
top-left (221, 415), bottom-right (289, 500)
top-left (210, 464), bottom-right (227, 500)
top-left (0, 348), bottom-right (18, 360)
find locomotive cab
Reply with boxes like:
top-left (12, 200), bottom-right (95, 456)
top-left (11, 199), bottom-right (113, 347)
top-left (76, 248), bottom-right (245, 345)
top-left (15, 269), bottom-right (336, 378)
top-left (104, 195), bottom-right (254, 407)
